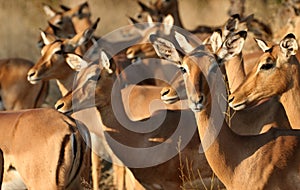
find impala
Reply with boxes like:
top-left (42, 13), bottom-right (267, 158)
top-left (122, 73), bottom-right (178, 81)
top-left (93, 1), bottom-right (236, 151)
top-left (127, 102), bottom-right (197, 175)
top-left (229, 33), bottom-right (300, 130)
top-left (54, 51), bottom-right (224, 190)
top-left (152, 30), bottom-right (291, 135)
top-left (0, 108), bottom-right (90, 190)
top-left (39, 2), bottom-right (92, 48)
top-left (151, 32), bottom-right (300, 189)
top-left (28, 18), bottom-right (99, 96)
top-left (0, 58), bottom-right (48, 110)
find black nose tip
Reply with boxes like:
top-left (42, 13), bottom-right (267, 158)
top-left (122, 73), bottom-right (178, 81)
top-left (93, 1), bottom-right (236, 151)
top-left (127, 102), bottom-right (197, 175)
top-left (228, 96), bottom-right (234, 103)
top-left (55, 102), bottom-right (65, 110)
top-left (28, 71), bottom-right (36, 78)
top-left (161, 89), bottom-right (170, 96)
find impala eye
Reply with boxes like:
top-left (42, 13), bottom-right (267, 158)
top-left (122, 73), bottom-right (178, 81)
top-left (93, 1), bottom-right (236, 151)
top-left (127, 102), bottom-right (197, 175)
top-left (260, 63), bottom-right (274, 70)
top-left (180, 66), bottom-right (187, 74)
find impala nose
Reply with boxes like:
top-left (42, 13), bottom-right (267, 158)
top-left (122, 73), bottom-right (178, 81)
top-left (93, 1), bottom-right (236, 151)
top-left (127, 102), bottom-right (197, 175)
top-left (190, 94), bottom-right (205, 111)
top-left (55, 101), bottom-right (65, 110)
top-left (27, 69), bottom-right (36, 78)
top-left (228, 95), bottom-right (234, 103)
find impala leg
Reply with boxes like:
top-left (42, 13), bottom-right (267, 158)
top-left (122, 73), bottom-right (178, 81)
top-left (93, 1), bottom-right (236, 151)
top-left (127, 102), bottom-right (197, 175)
top-left (0, 149), bottom-right (3, 190)
top-left (92, 151), bottom-right (100, 190)
top-left (113, 164), bottom-right (125, 190)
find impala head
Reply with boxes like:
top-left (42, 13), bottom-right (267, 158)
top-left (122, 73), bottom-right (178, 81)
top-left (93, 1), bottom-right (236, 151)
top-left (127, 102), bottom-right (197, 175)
top-left (160, 71), bottom-right (186, 104)
top-left (126, 14), bottom-right (174, 60)
top-left (55, 51), bottom-right (116, 113)
top-left (39, 2), bottom-right (92, 48)
top-left (229, 33), bottom-right (299, 110)
top-left (210, 29), bottom-right (247, 63)
top-left (28, 18), bottom-right (99, 84)
top-left (135, 0), bottom-right (178, 22)
top-left (151, 31), bottom-right (217, 112)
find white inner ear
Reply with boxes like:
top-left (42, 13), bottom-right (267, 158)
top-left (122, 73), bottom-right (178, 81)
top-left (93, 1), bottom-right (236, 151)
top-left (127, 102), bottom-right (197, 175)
top-left (101, 51), bottom-right (113, 74)
top-left (43, 5), bottom-right (56, 17)
top-left (175, 31), bottom-right (194, 54)
top-left (40, 31), bottom-right (51, 46)
top-left (280, 38), bottom-right (298, 56)
top-left (210, 31), bottom-right (223, 53)
top-left (152, 37), bottom-right (181, 63)
top-left (66, 54), bottom-right (88, 71)
top-left (147, 15), bottom-right (155, 28)
top-left (255, 38), bottom-right (270, 52)
top-left (163, 14), bottom-right (174, 35)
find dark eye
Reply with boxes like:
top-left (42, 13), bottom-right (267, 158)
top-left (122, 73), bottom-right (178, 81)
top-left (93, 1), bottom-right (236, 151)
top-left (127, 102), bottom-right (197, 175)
top-left (260, 63), bottom-right (274, 70)
top-left (55, 50), bottom-right (63, 55)
top-left (180, 67), bottom-right (187, 74)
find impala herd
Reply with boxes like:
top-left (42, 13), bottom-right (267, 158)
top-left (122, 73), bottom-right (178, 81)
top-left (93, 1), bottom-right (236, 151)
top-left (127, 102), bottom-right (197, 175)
top-left (1, 0), bottom-right (300, 190)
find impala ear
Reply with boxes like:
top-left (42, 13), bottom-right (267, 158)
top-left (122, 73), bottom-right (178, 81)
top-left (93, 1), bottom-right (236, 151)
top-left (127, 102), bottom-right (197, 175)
top-left (138, 0), bottom-right (154, 13)
top-left (150, 34), bottom-right (182, 63)
top-left (210, 29), bottom-right (223, 53)
top-left (280, 33), bottom-right (298, 57)
top-left (174, 31), bottom-right (194, 54)
top-left (65, 17), bottom-right (99, 50)
top-left (147, 14), bottom-right (155, 28)
top-left (59, 4), bottom-right (70, 11)
top-left (163, 14), bottom-right (174, 35)
top-left (255, 38), bottom-right (271, 52)
top-left (42, 4), bottom-right (57, 17)
top-left (40, 30), bottom-right (55, 45)
top-left (100, 51), bottom-right (113, 74)
top-left (66, 53), bottom-right (89, 71)
top-left (228, 30), bottom-right (247, 53)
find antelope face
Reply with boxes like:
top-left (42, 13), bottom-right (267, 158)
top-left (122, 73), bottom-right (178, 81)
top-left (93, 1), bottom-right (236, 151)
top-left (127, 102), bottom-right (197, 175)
top-left (180, 54), bottom-right (213, 112)
top-left (55, 51), bottom-right (115, 113)
top-left (55, 64), bottom-right (101, 114)
top-left (229, 33), bottom-right (298, 110)
top-left (28, 41), bottom-right (69, 84)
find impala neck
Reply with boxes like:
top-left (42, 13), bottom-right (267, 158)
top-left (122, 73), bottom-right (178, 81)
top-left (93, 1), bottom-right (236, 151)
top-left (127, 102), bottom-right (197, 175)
top-left (194, 92), bottom-right (238, 186)
top-left (280, 59), bottom-right (300, 129)
top-left (56, 68), bottom-right (77, 96)
top-left (223, 53), bottom-right (245, 93)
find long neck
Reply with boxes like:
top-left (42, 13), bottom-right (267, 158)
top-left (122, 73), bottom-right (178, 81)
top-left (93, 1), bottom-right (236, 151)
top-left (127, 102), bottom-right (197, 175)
top-left (56, 66), bottom-right (76, 96)
top-left (224, 53), bottom-right (245, 93)
top-left (280, 62), bottom-right (300, 129)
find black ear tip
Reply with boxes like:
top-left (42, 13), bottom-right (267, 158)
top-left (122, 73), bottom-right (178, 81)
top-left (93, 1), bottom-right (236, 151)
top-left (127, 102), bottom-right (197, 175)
top-left (286, 33), bottom-right (296, 39)
top-left (239, 30), bottom-right (247, 38)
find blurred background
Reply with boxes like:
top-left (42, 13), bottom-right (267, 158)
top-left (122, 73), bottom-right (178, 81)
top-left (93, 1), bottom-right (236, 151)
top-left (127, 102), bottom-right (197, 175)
top-left (0, 0), bottom-right (291, 63)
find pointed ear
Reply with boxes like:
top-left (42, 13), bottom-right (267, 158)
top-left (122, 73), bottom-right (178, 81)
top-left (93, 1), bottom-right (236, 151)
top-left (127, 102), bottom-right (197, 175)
top-left (228, 30), bottom-right (247, 55)
top-left (60, 4), bottom-right (70, 11)
top-left (210, 30), bottom-right (223, 53)
top-left (280, 33), bottom-right (298, 57)
top-left (149, 34), bottom-right (182, 63)
top-left (147, 15), bottom-right (155, 28)
top-left (40, 30), bottom-right (56, 45)
top-left (66, 54), bottom-right (89, 71)
top-left (65, 17), bottom-right (99, 49)
top-left (100, 51), bottom-right (113, 74)
top-left (255, 38), bottom-right (271, 52)
top-left (218, 30), bottom-right (247, 60)
top-left (163, 14), bottom-right (174, 35)
top-left (42, 4), bottom-right (57, 17)
top-left (174, 31), bottom-right (194, 54)
top-left (138, 0), bottom-right (154, 13)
